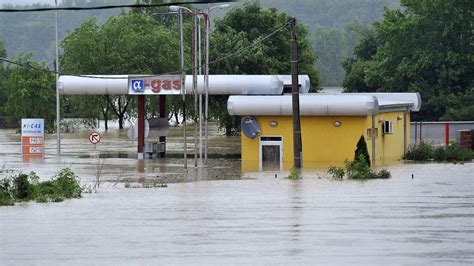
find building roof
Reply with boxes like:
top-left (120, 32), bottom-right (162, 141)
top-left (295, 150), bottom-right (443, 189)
top-left (227, 93), bottom-right (421, 116)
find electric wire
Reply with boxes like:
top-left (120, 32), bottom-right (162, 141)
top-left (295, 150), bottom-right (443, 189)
top-left (0, 1), bottom-right (235, 12)
top-left (0, 19), bottom-right (291, 79)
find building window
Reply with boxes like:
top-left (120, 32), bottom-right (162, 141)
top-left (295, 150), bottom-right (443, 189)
top-left (367, 128), bottom-right (378, 139)
top-left (382, 121), bottom-right (393, 135)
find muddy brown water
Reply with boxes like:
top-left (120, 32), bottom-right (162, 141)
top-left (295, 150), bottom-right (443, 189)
top-left (0, 126), bottom-right (473, 264)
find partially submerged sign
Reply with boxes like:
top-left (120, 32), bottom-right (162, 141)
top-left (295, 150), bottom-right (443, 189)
top-left (89, 131), bottom-right (101, 144)
top-left (128, 75), bottom-right (181, 95)
top-left (21, 118), bottom-right (44, 157)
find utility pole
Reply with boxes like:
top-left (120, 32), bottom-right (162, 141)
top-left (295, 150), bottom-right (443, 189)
top-left (290, 18), bottom-right (302, 169)
top-left (55, 0), bottom-right (61, 156)
top-left (178, 9), bottom-right (187, 169)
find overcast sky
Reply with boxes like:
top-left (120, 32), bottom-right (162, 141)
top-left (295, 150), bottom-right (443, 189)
top-left (1, 0), bottom-right (56, 4)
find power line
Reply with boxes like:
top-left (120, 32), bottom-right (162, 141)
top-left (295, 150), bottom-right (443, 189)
top-left (0, 19), bottom-right (291, 79)
top-left (0, 1), bottom-right (235, 13)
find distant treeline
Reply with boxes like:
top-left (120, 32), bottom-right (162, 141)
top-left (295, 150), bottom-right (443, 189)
top-left (1, 0), bottom-right (398, 86)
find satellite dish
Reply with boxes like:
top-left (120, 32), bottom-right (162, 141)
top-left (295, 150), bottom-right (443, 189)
top-left (241, 116), bottom-right (260, 139)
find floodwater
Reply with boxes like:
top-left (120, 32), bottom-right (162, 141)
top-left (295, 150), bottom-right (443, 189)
top-left (1, 125), bottom-right (473, 264)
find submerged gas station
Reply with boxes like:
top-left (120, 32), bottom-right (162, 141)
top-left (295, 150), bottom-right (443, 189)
top-left (55, 6), bottom-right (421, 172)
top-left (58, 73), bottom-right (421, 172)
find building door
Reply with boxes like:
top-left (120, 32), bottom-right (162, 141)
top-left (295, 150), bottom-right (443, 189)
top-left (260, 136), bottom-right (283, 171)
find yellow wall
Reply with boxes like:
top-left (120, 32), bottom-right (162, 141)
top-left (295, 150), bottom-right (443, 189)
top-left (368, 111), bottom-right (410, 165)
top-left (241, 111), bottom-right (410, 173)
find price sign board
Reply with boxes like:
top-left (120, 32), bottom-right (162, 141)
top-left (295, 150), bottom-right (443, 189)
top-left (21, 118), bottom-right (45, 157)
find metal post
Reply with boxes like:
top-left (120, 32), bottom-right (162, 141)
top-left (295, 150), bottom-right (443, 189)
top-left (55, 0), bottom-right (61, 156)
top-left (290, 18), bottom-right (302, 169)
top-left (415, 121), bottom-right (418, 146)
top-left (371, 114), bottom-right (376, 165)
top-left (420, 121), bottom-right (423, 142)
top-left (137, 95), bottom-right (145, 159)
top-left (198, 16), bottom-right (203, 166)
top-left (403, 110), bottom-right (407, 155)
top-left (204, 13), bottom-right (210, 165)
top-left (193, 15), bottom-right (198, 167)
top-left (159, 95), bottom-right (166, 158)
top-left (178, 9), bottom-right (187, 169)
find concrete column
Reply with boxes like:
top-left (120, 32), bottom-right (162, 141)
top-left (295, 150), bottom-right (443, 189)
top-left (137, 95), bottom-right (145, 159)
top-left (159, 95), bottom-right (166, 158)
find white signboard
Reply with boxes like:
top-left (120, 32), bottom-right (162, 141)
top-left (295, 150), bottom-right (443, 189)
top-left (21, 118), bottom-right (45, 157)
top-left (128, 75), bottom-right (182, 95)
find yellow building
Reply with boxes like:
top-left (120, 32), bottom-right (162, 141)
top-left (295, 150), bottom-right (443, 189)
top-left (227, 93), bottom-right (421, 172)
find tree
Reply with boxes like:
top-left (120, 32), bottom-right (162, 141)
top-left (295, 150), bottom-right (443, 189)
top-left (354, 135), bottom-right (370, 167)
top-left (61, 13), bottom-right (180, 129)
top-left (0, 40), bottom-right (8, 117)
top-left (2, 54), bottom-right (56, 130)
top-left (209, 2), bottom-right (321, 135)
top-left (343, 0), bottom-right (474, 121)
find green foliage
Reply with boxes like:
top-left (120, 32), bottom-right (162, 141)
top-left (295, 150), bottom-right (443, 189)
top-left (328, 166), bottom-right (344, 180)
top-left (0, 176), bottom-right (14, 206)
top-left (404, 141), bottom-right (474, 162)
top-left (1, 54), bottom-right (56, 130)
top-left (354, 135), bottom-right (371, 166)
top-left (404, 142), bottom-right (434, 161)
top-left (210, 2), bottom-right (320, 135)
top-left (346, 154), bottom-right (372, 179)
top-left (343, 0), bottom-right (474, 121)
top-left (328, 154), bottom-right (391, 180)
top-left (60, 12), bottom-right (181, 128)
top-left (0, 168), bottom-right (84, 206)
top-left (287, 166), bottom-right (300, 180)
top-left (0, 39), bottom-right (5, 59)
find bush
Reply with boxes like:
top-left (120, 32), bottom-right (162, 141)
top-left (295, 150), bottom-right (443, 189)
top-left (371, 169), bottom-right (391, 179)
top-left (403, 141), bottom-right (434, 161)
top-left (328, 166), bottom-right (344, 180)
top-left (287, 166), bottom-right (300, 180)
top-left (404, 141), bottom-right (474, 162)
top-left (0, 168), bottom-right (84, 206)
top-left (328, 154), bottom-right (391, 180)
top-left (0, 178), bottom-right (14, 206)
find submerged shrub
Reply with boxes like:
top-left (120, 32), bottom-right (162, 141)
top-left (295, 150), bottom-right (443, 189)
top-left (404, 141), bottom-right (473, 162)
top-left (328, 166), bottom-right (344, 180)
top-left (404, 142), bottom-right (434, 161)
top-left (54, 168), bottom-right (82, 199)
top-left (0, 168), bottom-right (84, 206)
top-left (328, 154), bottom-right (391, 180)
top-left (287, 166), bottom-right (300, 180)
top-left (371, 169), bottom-right (391, 179)
top-left (0, 178), bottom-right (14, 206)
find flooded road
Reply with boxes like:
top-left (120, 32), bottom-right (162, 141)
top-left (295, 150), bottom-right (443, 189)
top-left (1, 127), bottom-right (473, 264)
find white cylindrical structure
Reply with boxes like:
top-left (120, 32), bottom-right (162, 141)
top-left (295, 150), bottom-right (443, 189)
top-left (184, 75), bottom-right (283, 95)
top-left (227, 95), bottom-right (379, 116)
top-left (349, 93), bottom-right (422, 111)
top-left (58, 75), bottom-right (129, 95)
top-left (277, 75), bottom-right (311, 93)
top-left (59, 75), bottom-right (311, 95)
